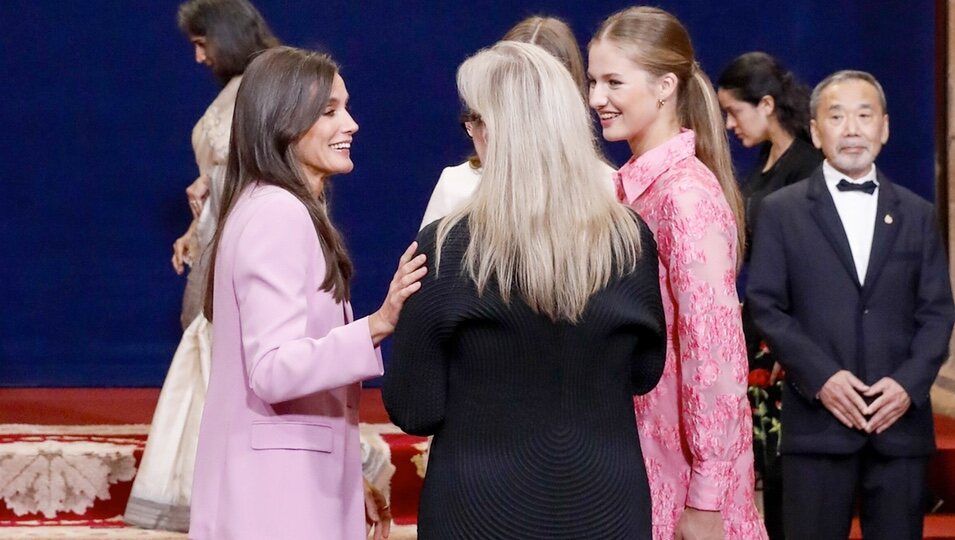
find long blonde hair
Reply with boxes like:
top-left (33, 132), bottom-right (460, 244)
top-left (592, 6), bottom-right (745, 264)
top-left (437, 41), bottom-right (643, 322)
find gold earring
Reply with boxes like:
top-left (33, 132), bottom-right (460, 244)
top-left (657, 98), bottom-right (666, 109)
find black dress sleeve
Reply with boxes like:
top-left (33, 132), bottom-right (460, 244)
top-left (625, 214), bottom-right (667, 395)
top-left (382, 222), bottom-right (454, 436)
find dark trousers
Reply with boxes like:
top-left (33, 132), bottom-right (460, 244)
top-left (762, 460), bottom-right (784, 540)
top-left (782, 446), bottom-right (928, 540)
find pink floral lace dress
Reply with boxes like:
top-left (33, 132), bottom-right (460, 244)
top-left (616, 130), bottom-right (766, 539)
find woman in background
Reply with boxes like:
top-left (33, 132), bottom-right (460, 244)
top-left (589, 7), bottom-right (766, 539)
top-left (717, 52), bottom-right (821, 248)
top-left (419, 15), bottom-right (613, 229)
top-left (125, 0), bottom-right (278, 531)
top-left (385, 41), bottom-right (666, 539)
top-left (718, 52), bottom-right (821, 540)
top-left (190, 46), bottom-right (422, 539)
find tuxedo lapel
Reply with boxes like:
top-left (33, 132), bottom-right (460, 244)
top-left (807, 171), bottom-right (861, 288)
top-left (860, 174), bottom-right (902, 302)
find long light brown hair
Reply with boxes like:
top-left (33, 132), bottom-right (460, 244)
top-left (463, 15), bottom-right (592, 170)
top-left (438, 41), bottom-right (643, 323)
top-left (502, 16), bottom-right (587, 100)
top-left (592, 6), bottom-right (745, 264)
top-left (203, 47), bottom-right (353, 320)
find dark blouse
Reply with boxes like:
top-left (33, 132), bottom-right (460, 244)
top-left (743, 137), bottom-right (823, 254)
top-left (383, 216), bottom-right (666, 540)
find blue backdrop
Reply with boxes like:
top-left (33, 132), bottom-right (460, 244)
top-left (0, 0), bottom-right (936, 386)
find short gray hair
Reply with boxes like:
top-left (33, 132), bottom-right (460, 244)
top-left (809, 70), bottom-right (887, 118)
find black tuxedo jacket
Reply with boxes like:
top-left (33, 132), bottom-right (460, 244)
top-left (746, 167), bottom-right (954, 457)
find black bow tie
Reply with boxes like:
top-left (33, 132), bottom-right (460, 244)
top-left (836, 179), bottom-right (877, 195)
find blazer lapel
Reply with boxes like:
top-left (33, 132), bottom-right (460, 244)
top-left (807, 171), bottom-right (861, 288)
top-left (860, 173), bottom-right (902, 301)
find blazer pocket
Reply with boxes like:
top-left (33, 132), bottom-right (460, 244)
top-left (250, 421), bottom-right (334, 453)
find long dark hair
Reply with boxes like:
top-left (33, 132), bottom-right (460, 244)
top-left (177, 0), bottom-right (280, 85)
top-left (718, 52), bottom-right (811, 141)
top-left (203, 47), bottom-right (353, 320)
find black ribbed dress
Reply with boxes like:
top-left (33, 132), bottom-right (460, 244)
top-left (383, 216), bottom-right (666, 540)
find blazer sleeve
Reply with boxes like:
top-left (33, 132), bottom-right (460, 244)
top-left (383, 226), bottom-right (450, 435)
top-left (891, 209), bottom-right (955, 407)
top-left (746, 195), bottom-right (843, 399)
top-left (234, 193), bottom-right (383, 404)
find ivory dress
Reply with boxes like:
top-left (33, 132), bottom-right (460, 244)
top-left (615, 130), bottom-right (767, 539)
top-left (123, 77), bottom-right (240, 531)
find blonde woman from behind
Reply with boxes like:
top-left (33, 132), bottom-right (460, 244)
top-left (385, 41), bottom-right (666, 539)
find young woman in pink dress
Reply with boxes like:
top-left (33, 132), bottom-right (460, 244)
top-left (588, 7), bottom-right (766, 540)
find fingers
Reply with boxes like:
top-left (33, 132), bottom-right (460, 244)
top-left (190, 199), bottom-right (202, 218)
top-left (172, 242), bottom-right (185, 274)
top-left (863, 378), bottom-right (888, 397)
top-left (394, 253), bottom-right (427, 286)
top-left (867, 403), bottom-right (904, 434)
top-left (828, 406), bottom-right (856, 429)
top-left (845, 372), bottom-right (870, 393)
top-left (397, 241), bottom-right (418, 267)
top-left (397, 263), bottom-right (428, 289)
top-left (821, 385), bottom-right (867, 429)
top-left (844, 388), bottom-right (869, 425)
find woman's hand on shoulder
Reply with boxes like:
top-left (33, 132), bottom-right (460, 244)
top-left (368, 241), bottom-right (427, 345)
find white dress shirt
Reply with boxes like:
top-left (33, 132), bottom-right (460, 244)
top-left (419, 162), bottom-right (482, 230)
top-left (822, 160), bottom-right (880, 284)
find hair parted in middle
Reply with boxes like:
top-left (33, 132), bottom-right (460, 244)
top-left (591, 6), bottom-right (745, 267)
top-left (203, 46), bottom-right (353, 320)
top-left (461, 15), bottom-right (590, 171)
top-left (502, 15), bottom-right (588, 100)
top-left (438, 41), bottom-right (644, 323)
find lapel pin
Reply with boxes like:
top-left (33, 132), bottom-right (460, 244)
top-left (884, 214), bottom-right (893, 225)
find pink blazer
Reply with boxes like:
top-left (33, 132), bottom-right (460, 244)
top-left (189, 184), bottom-right (383, 539)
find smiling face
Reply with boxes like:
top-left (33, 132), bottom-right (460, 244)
top-left (587, 39), bottom-right (676, 155)
top-left (295, 73), bottom-right (359, 191)
top-left (810, 78), bottom-right (889, 179)
top-left (717, 88), bottom-right (771, 147)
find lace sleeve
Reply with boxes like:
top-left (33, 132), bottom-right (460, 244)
top-left (656, 185), bottom-right (750, 511)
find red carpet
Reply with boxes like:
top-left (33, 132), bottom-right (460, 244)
top-left (0, 388), bottom-right (426, 532)
top-left (3, 388), bottom-right (953, 537)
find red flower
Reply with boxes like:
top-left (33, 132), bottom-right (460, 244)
top-left (748, 368), bottom-right (772, 388)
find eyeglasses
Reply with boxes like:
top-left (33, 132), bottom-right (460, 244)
top-left (460, 111), bottom-right (482, 139)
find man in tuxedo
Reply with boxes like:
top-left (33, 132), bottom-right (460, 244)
top-left (747, 70), bottom-right (954, 540)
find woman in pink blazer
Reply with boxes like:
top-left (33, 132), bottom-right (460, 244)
top-left (189, 46), bottom-right (425, 540)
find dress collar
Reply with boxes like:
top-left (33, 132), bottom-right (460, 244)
top-left (615, 129), bottom-right (696, 204)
